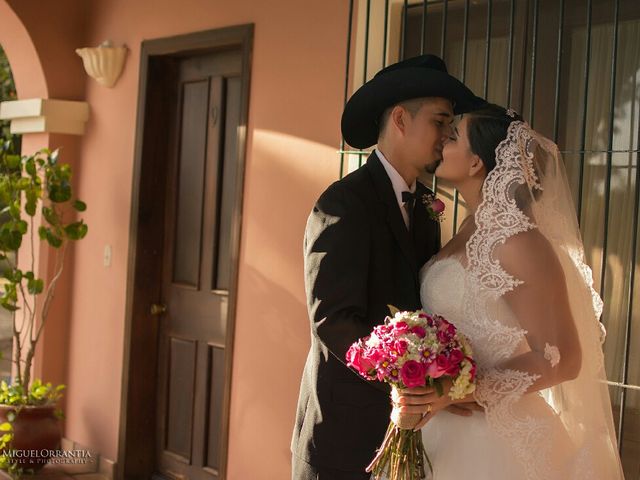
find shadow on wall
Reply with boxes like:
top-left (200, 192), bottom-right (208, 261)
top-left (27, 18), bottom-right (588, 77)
top-left (229, 128), bottom-right (341, 479)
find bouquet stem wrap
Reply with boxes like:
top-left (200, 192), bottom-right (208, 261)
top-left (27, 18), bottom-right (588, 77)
top-left (366, 386), bottom-right (430, 480)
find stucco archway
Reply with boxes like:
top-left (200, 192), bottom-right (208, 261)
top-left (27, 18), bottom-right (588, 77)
top-left (0, 0), bottom-right (79, 413)
top-left (0, 0), bottom-right (48, 99)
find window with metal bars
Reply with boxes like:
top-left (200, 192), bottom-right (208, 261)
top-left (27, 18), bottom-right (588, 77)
top-left (340, 1), bottom-right (640, 477)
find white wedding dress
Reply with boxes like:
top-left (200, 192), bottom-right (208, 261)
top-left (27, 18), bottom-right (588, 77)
top-left (409, 119), bottom-right (624, 480)
top-left (419, 256), bottom-right (573, 479)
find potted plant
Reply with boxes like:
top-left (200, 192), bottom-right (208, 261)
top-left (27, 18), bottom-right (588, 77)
top-left (0, 137), bottom-right (87, 475)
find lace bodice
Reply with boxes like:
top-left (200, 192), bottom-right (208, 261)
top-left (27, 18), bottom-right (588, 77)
top-left (419, 256), bottom-right (465, 324)
top-left (420, 256), bottom-right (528, 370)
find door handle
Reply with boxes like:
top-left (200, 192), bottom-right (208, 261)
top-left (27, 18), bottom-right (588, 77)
top-left (150, 303), bottom-right (167, 316)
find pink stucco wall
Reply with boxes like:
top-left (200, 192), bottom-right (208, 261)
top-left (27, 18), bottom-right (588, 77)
top-left (1, 1), bottom-right (348, 478)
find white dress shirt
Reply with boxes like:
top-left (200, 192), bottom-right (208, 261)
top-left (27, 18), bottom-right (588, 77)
top-left (375, 148), bottom-right (416, 229)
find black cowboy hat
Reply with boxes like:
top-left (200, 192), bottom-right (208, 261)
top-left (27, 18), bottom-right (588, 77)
top-left (341, 54), bottom-right (487, 149)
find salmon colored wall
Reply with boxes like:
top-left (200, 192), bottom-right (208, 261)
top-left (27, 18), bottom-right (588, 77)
top-left (2, 0), bottom-right (348, 478)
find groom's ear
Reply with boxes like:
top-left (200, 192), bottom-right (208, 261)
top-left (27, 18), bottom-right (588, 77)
top-left (390, 106), bottom-right (406, 134)
top-left (468, 154), bottom-right (485, 177)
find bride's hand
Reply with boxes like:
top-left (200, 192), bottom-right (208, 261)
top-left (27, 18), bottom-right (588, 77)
top-left (393, 378), bottom-right (479, 430)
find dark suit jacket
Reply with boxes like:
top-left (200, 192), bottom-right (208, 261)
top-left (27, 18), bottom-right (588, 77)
top-left (291, 152), bottom-right (441, 472)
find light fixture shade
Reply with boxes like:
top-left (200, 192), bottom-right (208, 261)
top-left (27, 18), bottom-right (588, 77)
top-left (76, 42), bottom-right (128, 88)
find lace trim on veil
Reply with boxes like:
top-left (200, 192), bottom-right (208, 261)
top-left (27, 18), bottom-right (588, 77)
top-left (465, 122), bottom-right (554, 479)
top-left (456, 117), bottom-right (620, 479)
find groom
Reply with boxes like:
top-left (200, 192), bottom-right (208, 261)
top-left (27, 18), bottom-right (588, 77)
top-left (291, 55), bottom-right (486, 479)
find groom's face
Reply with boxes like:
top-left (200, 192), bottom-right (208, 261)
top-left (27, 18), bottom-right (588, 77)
top-left (402, 97), bottom-right (454, 175)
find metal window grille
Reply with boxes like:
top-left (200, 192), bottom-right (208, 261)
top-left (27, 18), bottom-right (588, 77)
top-left (341, 1), bottom-right (640, 476)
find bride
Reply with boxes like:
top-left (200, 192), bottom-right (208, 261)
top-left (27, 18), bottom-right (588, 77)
top-left (395, 104), bottom-right (625, 479)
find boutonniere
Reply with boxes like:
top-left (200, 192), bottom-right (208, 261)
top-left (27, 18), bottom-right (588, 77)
top-left (421, 192), bottom-right (445, 222)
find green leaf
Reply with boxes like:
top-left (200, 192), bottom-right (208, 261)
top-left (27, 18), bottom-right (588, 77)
top-left (48, 183), bottom-right (72, 203)
top-left (38, 225), bottom-right (47, 240)
top-left (0, 423), bottom-right (11, 432)
top-left (0, 230), bottom-right (21, 251)
top-left (25, 190), bottom-right (37, 216)
top-left (27, 278), bottom-right (43, 295)
top-left (5, 154), bottom-right (20, 169)
top-left (387, 305), bottom-right (400, 316)
top-left (72, 200), bottom-right (87, 212)
top-left (45, 230), bottom-right (62, 248)
top-left (8, 202), bottom-right (19, 219)
top-left (15, 220), bottom-right (27, 235)
top-left (42, 206), bottom-right (57, 225)
top-left (11, 269), bottom-right (21, 283)
top-left (16, 177), bottom-right (31, 190)
top-left (64, 221), bottom-right (88, 240)
top-left (25, 157), bottom-right (36, 176)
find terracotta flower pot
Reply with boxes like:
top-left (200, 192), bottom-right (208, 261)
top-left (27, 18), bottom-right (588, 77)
top-left (0, 404), bottom-right (61, 471)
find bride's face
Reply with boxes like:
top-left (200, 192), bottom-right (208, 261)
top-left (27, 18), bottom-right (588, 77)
top-left (437, 117), bottom-right (481, 183)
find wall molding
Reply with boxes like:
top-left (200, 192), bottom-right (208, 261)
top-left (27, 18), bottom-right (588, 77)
top-left (0, 98), bottom-right (89, 135)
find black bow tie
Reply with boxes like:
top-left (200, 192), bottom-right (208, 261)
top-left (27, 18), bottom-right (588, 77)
top-left (402, 191), bottom-right (416, 204)
top-left (402, 191), bottom-right (416, 232)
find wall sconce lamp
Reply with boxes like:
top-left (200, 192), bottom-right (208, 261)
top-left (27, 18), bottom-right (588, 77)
top-left (76, 41), bottom-right (128, 88)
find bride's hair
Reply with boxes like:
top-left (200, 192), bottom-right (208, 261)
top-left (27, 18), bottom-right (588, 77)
top-left (466, 103), bottom-right (524, 173)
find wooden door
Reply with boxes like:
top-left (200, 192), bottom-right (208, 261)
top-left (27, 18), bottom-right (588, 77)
top-left (155, 48), bottom-right (243, 480)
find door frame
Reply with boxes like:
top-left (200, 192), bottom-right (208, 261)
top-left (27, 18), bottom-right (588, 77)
top-left (117, 24), bottom-right (253, 480)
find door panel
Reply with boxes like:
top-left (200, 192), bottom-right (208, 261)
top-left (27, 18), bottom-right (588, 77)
top-left (165, 337), bottom-right (197, 460)
top-left (173, 80), bottom-right (209, 287)
top-left (156, 48), bottom-right (243, 480)
top-left (215, 76), bottom-right (242, 291)
top-left (206, 346), bottom-right (226, 470)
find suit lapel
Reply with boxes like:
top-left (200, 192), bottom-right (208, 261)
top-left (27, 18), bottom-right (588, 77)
top-left (365, 152), bottom-right (418, 271)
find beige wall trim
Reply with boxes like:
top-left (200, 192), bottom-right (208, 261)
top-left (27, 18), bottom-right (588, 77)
top-left (0, 98), bottom-right (90, 135)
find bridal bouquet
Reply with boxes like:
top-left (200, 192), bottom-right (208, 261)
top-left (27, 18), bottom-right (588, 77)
top-left (346, 308), bottom-right (476, 480)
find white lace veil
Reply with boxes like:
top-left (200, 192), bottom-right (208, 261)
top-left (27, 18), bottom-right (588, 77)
top-left (464, 120), bottom-right (624, 479)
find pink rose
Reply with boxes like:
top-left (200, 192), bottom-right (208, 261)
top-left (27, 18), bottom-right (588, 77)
top-left (375, 324), bottom-right (391, 336)
top-left (468, 357), bottom-right (477, 381)
top-left (394, 321), bottom-right (410, 334)
top-left (346, 344), bottom-right (373, 375)
top-left (426, 354), bottom-right (450, 379)
top-left (400, 360), bottom-right (427, 388)
top-left (437, 318), bottom-right (450, 331)
top-left (446, 364), bottom-right (461, 377)
top-left (410, 325), bottom-right (426, 338)
top-left (393, 339), bottom-right (408, 356)
top-left (448, 349), bottom-right (464, 365)
top-left (437, 330), bottom-right (451, 344)
top-left (431, 198), bottom-right (445, 215)
top-left (365, 348), bottom-right (384, 366)
top-left (444, 350), bottom-right (464, 376)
